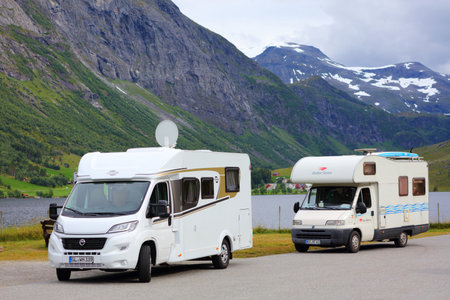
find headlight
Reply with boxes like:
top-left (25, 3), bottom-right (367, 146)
top-left (54, 222), bottom-right (64, 233)
top-left (293, 219), bottom-right (302, 226)
top-left (107, 221), bottom-right (139, 234)
top-left (325, 220), bottom-right (345, 226)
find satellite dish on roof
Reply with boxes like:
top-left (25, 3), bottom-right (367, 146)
top-left (155, 120), bottom-right (178, 148)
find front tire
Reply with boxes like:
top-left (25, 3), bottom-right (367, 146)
top-left (394, 231), bottom-right (408, 247)
top-left (137, 245), bottom-right (152, 282)
top-left (294, 243), bottom-right (309, 252)
top-left (212, 239), bottom-right (230, 269)
top-left (346, 231), bottom-right (361, 253)
top-left (56, 268), bottom-right (71, 281)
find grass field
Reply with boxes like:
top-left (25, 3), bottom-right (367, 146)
top-left (0, 175), bottom-right (72, 198)
top-left (1, 224), bottom-right (449, 261)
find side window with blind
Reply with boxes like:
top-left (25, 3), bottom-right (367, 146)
top-left (399, 176), bottom-right (408, 196)
top-left (182, 178), bottom-right (200, 210)
top-left (225, 167), bottom-right (240, 192)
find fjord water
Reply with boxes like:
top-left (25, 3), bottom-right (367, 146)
top-left (0, 193), bottom-right (448, 229)
top-left (252, 192), bottom-right (450, 229)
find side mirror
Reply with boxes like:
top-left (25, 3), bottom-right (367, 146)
top-left (356, 201), bottom-right (367, 214)
top-left (49, 203), bottom-right (59, 220)
top-left (147, 200), bottom-right (170, 218)
top-left (157, 200), bottom-right (170, 218)
top-left (293, 202), bottom-right (300, 213)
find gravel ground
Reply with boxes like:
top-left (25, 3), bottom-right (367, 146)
top-left (1, 235), bottom-right (449, 300)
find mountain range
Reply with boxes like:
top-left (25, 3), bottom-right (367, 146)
top-left (254, 43), bottom-right (450, 114)
top-left (0, 0), bottom-right (449, 189)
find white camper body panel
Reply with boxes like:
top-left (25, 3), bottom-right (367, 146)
top-left (290, 154), bottom-right (429, 251)
top-left (49, 147), bottom-right (252, 273)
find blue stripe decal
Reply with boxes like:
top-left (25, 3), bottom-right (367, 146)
top-left (381, 203), bottom-right (428, 215)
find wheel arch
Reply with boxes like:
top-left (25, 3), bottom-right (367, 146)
top-left (142, 240), bottom-right (157, 266)
top-left (218, 230), bottom-right (233, 258)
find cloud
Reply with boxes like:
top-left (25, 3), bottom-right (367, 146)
top-left (173, 0), bottom-right (450, 74)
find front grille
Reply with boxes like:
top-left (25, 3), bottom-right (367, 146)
top-left (296, 230), bottom-right (331, 240)
top-left (62, 238), bottom-right (107, 250)
top-left (64, 252), bottom-right (101, 256)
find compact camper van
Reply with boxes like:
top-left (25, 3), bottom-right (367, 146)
top-left (290, 151), bottom-right (429, 253)
top-left (48, 121), bottom-right (252, 282)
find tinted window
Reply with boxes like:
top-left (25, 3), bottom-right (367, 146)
top-left (225, 167), bottom-right (240, 192)
top-left (201, 177), bottom-right (214, 199)
top-left (148, 182), bottom-right (169, 217)
top-left (358, 188), bottom-right (372, 208)
top-left (399, 176), bottom-right (408, 196)
top-left (182, 178), bottom-right (199, 210)
top-left (171, 180), bottom-right (182, 213)
top-left (413, 178), bottom-right (426, 196)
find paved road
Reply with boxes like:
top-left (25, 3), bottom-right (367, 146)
top-left (1, 235), bottom-right (449, 300)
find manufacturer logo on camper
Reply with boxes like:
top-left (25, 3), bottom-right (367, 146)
top-left (79, 239), bottom-right (86, 246)
top-left (107, 170), bottom-right (118, 176)
top-left (312, 167), bottom-right (332, 175)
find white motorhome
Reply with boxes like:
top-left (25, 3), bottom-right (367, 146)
top-left (48, 122), bottom-right (252, 282)
top-left (290, 151), bottom-right (429, 253)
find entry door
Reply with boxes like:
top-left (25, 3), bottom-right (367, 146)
top-left (356, 187), bottom-right (376, 241)
top-left (148, 181), bottom-right (173, 262)
top-left (239, 209), bottom-right (252, 248)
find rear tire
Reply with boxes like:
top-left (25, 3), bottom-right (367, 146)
top-left (294, 243), bottom-right (309, 252)
top-left (394, 231), bottom-right (408, 247)
top-left (56, 268), bottom-right (71, 281)
top-left (137, 245), bottom-right (152, 282)
top-left (212, 239), bottom-right (230, 269)
top-left (346, 231), bottom-right (361, 253)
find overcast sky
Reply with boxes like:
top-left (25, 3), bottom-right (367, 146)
top-left (172, 0), bottom-right (450, 74)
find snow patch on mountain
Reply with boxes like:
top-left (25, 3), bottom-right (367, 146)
top-left (370, 76), bottom-right (439, 100)
top-left (272, 42), bottom-right (304, 53)
top-left (354, 91), bottom-right (370, 97)
top-left (330, 74), bottom-right (359, 90)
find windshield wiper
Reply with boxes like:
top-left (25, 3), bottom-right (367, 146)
top-left (85, 212), bottom-right (130, 216)
top-left (64, 207), bottom-right (85, 215)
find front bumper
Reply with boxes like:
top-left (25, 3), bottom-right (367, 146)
top-left (291, 228), bottom-right (353, 247)
top-left (48, 231), bottom-right (141, 270)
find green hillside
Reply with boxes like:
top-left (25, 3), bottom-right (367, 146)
top-left (0, 23), bottom-right (320, 197)
top-left (415, 140), bottom-right (450, 191)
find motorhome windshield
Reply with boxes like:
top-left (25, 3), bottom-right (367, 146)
top-left (62, 182), bottom-right (150, 217)
top-left (301, 186), bottom-right (356, 210)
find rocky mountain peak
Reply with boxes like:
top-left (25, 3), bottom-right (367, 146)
top-left (255, 43), bottom-right (450, 114)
